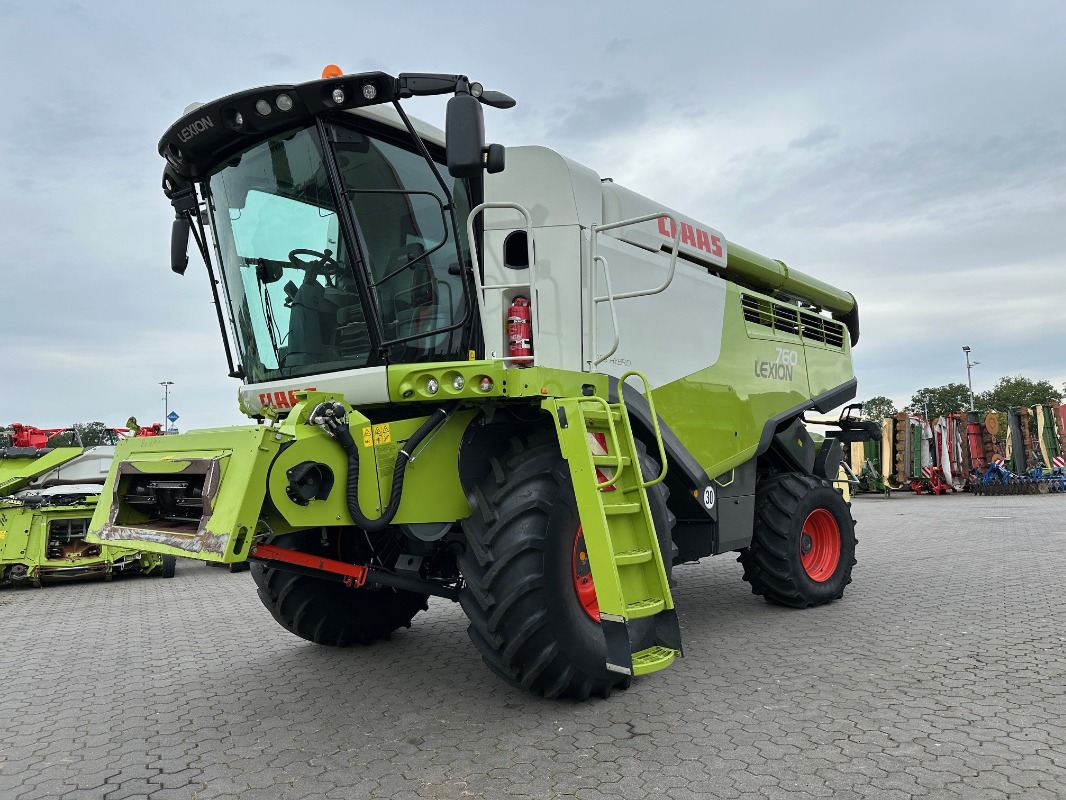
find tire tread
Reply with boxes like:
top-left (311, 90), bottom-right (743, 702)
top-left (739, 473), bottom-right (857, 608)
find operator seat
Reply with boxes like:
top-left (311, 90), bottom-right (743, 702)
top-left (284, 274), bottom-right (331, 368)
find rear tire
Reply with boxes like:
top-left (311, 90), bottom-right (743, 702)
top-left (739, 473), bottom-right (856, 608)
top-left (458, 431), bottom-right (674, 700)
top-left (250, 532), bottom-right (429, 646)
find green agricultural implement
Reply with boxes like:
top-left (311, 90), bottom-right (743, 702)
top-left (980, 404), bottom-right (1066, 495)
top-left (88, 68), bottom-right (870, 699)
top-left (850, 438), bottom-right (891, 497)
top-left (1, 423), bottom-right (173, 587)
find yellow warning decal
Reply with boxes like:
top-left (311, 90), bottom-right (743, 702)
top-left (468, 350), bottom-right (476, 361)
top-left (0, 530), bottom-right (6, 540)
top-left (363, 424), bottom-right (392, 446)
top-left (373, 424), bottom-right (392, 445)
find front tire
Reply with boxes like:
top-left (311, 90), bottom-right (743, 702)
top-left (459, 432), bottom-right (674, 700)
top-left (160, 555), bottom-right (177, 579)
top-left (739, 473), bottom-right (856, 608)
top-left (250, 531), bottom-right (429, 646)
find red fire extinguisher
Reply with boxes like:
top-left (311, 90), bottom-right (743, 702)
top-left (507, 295), bottom-right (533, 366)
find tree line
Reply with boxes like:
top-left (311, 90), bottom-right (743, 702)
top-left (862, 376), bottom-right (1064, 421)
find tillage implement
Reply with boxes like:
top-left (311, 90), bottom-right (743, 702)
top-left (979, 404), bottom-right (1066, 495)
top-left (88, 68), bottom-right (867, 699)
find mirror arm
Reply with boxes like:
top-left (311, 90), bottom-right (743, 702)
top-left (397, 73), bottom-right (468, 98)
top-left (390, 99), bottom-right (454, 205)
top-left (186, 183), bottom-right (244, 380)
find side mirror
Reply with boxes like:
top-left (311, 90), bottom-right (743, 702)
top-left (171, 217), bottom-right (191, 275)
top-left (484, 143), bottom-right (505, 174)
top-left (446, 94), bottom-right (486, 178)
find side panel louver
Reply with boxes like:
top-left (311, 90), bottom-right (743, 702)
top-left (742, 294), bottom-right (845, 350)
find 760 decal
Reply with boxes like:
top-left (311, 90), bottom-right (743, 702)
top-left (754, 348), bottom-right (799, 381)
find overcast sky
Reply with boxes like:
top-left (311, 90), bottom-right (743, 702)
top-left (1, 1), bottom-right (1063, 430)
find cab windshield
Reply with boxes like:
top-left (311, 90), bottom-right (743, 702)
top-left (206, 122), bottom-right (472, 383)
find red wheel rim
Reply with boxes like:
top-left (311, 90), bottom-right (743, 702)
top-left (799, 509), bottom-right (841, 582)
top-left (572, 527), bottom-right (600, 622)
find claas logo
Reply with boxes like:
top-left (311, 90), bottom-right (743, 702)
top-left (658, 217), bottom-right (724, 258)
top-left (258, 388), bottom-right (318, 410)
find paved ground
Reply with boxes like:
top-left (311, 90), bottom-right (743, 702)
top-left (2, 491), bottom-right (1065, 799)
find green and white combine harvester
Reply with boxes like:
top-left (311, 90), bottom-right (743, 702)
top-left (1, 423), bottom-right (173, 586)
top-left (88, 69), bottom-right (870, 699)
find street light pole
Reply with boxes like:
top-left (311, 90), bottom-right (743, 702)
top-left (160, 381), bottom-right (174, 432)
top-left (961, 347), bottom-right (978, 412)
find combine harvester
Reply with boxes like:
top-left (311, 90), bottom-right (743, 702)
top-left (0, 423), bottom-right (174, 586)
top-left (87, 67), bottom-right (875, 699)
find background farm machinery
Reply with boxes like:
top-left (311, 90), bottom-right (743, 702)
top-left (0, 422), bottom-right (174, 586)
top-left (847, 402), bottom-right (1066, 497)
top-left (984, 403), bottom-right (1066, 494)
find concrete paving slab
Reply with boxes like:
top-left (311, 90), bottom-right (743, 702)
top-left (1, 491), bottom-right (1064, 798)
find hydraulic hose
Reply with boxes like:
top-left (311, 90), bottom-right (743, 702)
top-left (316, 405), bottom-right (448, 533)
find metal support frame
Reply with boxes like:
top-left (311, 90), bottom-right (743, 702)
top-left (247, 542), bottom-right (461, 601)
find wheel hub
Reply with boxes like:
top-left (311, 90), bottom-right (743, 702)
top-left (799, 509), bottom-right (841, 583)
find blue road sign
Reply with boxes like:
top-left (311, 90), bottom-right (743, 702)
top-left (167, 411), bottom-right (179, 423)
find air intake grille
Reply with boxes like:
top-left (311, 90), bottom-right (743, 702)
top-left (742, 294), bottom-right (845, 349)
top-left (799, 311), bottom-right (846, 348)
top-left (741, 295), bottom-right (798, 335)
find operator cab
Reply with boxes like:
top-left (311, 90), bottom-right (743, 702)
top-left (160, 71), bottom-right (511, 387)
top-left (207, 121), bottom-right (471, 383)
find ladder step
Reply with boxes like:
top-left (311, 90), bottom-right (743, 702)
top-left (632, 646), bottom-right (679, 676)
top-left (603, 502), bottom-right (641, 515)
top-left (626, 597), bottom-right (666, 618)
top-left (614, 548), bottom-right (652, 565)
top-left (548, 392), bottom-right (680, 680)
top-left (583, 409), bottom-right (622, 424)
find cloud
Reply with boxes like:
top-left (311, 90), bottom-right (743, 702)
top-left (1, 0), bottom-right (1064, 433)
top-left (790, 125), bottom-right (840, 150)
top-left (545, 87), bottom-right (652, 144)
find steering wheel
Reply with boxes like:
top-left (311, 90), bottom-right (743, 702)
top-left (288, 248), bottom-right (342, 275)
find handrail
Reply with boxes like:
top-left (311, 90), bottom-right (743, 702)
top-left (591, 255), bottom-right (621, 367)
top-left (591, 213), bottom-right (681, 301)
top-left (580, 395), bottom-right (627, 490)
top-left (465, 202), bottom-right (539, 365)
top-left (587, 213), bottom-right (681, 372)
top-left (618, 370), bottom-right (668, 487)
